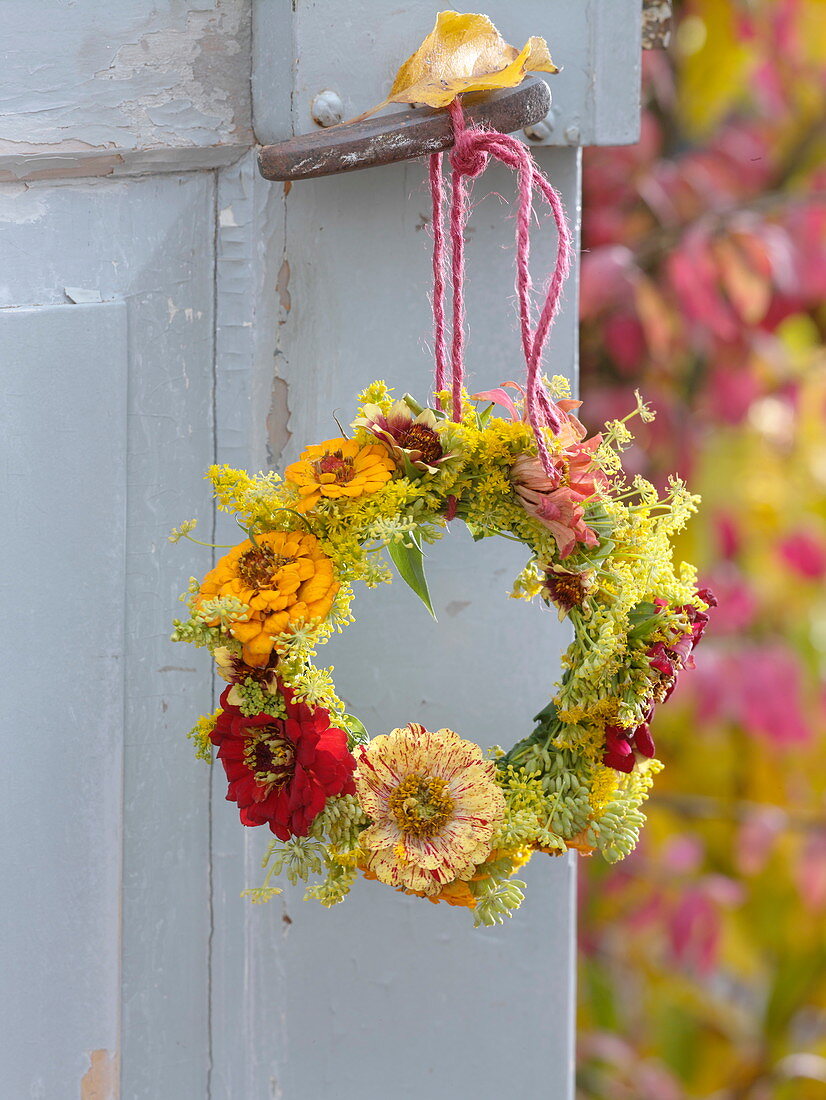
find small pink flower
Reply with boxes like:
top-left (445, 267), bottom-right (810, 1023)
top-left (735, 645), bottom-right (813, 746)
top-left (715, 513), bottom-right (741, 559)
top-left (515, 482), bottom-right (600, 558)
top-left (510, 452), bottom-right (562, 493)
top-left (778, 530), bottom-right (826, 580)
top-left (700, 568), bottom-right (756, 634)
top-left (662, 835), bottom-right (704, 874)
top-left (354, 400), bottom-right (455, 473)
top-left (508, 398), bottom-right (605, 556)
top-left (667, 876), bottom-right (742, 976)
top-left (736, 807), bottom-right (784, 876)
top-left (566, 436), bottom-right (604, 500)
top-left (510, 452), bottom-right (601, 558)
top-left (794, 831), bottom-right (826, 913)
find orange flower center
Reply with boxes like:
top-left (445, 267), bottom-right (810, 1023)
top-left (244, 726), bottom-right (295, 789)
top-left (237, 544), bottom-right (294, 589)
top-left (389, 773), bottom-right (455, 837)
top-left (397, 422), bottom-right (443, 464)
top-left (314, 452), bottom-right (356, 484)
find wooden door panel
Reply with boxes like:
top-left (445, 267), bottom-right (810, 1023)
top-left (1, 302), bottom-right (127, 1098)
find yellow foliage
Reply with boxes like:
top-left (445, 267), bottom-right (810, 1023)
top-left (388, 11), bottom-right (557, 108)
top-left (676, 0), bottom-right (753, 136)
top-left (678, 0), bottom-right (826, 151)
top-left (353, 11), bottom-right (558, 121)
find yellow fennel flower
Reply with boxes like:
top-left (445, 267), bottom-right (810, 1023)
top-left (284, 437), bottom-right (395, 512)
top-left (354, 724), bottom-right (505, 895)
top-left (197, 530), bottom-right (338, 667)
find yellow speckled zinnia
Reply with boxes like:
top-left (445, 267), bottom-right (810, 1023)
top-left (355, 723), bottom-right (505, 895)
top-left (284, 437), bottom-right (395, 512)
top-left (197, 530), bottom-right (338, 667)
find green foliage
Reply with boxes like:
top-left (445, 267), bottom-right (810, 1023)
top-left (470, 858), bottom-right (527, 927)
top-left (386, 526), bottom-right (436, 618)
top-left (577, 2), bottom-right (826, 1094)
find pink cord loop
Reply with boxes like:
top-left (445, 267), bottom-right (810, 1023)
top-left (429, 98), bottom-right (574, 475)
top-left (449, 101), bottom-right (489, 178)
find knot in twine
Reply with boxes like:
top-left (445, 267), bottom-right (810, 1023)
top-left (449, 111), bottom-right (489, 178)
top-left (430, 99), bottom-right (574, 476)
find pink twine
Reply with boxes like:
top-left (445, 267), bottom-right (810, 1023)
top-left (429, 154), bottom-right (448, 395)
top-left (429, 99), bottom-right (574, 475)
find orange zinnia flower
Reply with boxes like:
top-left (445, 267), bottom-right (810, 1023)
top-left (284, 437), bottom-right (395, 512)
top-left (197, 530), bottom-right (338, 667)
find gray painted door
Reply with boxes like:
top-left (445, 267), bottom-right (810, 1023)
top-left (0, 3), bottom-right (640, 1097)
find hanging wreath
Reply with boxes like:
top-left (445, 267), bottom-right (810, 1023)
top-left (171, 13), bottom-right (714, 926)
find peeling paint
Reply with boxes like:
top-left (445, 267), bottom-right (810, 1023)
top-left (0, 1), bottom-right (252, 179)
top-left (0, 153), bottom-right (122, 183)
top-left (65, 288), bottom-right (103, 305)
top-left (0, 187), bottom-right (46, 224)
top-left (94, 8), bottom-right (243, 145)
top-left (0, 145), bottom-right (245, 184)
top-left (80, 1049), bottom-right (119, 1100)
top-left (267, 375), bottom-right (292, 467)
top-left (276, 258), bottom-right (291, 320)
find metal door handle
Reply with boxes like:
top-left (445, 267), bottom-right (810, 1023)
top-left (258, 77), bottom-right (551, 182)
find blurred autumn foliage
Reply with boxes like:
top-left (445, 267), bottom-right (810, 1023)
top-left (576, 2), bottom-right (826, 1098)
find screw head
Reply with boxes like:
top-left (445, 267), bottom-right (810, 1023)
top-left (523, 107), bottom-right (556, 143)
top-left (564, 124), bottom-right (581, 145)
top-left (523, 119), bottom-right (552, 142)
top-left (311, 90), bottom-right (344, 128)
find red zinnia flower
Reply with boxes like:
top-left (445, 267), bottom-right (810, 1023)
top-left (649, 588), bottom-right (717, 702)
top-left (603, 707), bottom-right (656, 773)
top-left (211, 686), bottom-right (356, 839)
top-left (603, 590), bottom-right (717, 772)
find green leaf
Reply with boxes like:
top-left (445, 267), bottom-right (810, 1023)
top-left (401, 392), bottom-right (424, 415)
top-left (584, 501), bottom-right (613, 534)
top-left (587, 537), bottom-right (616, 565)
top-left (340, 713), bottom-right (370, 747)
top-left (387, 530), bottom-right (437, 618)
top-left (475, 402), bottom-right (495, 428)
top-left (399, 451), bottom-right (424, 480)
top-left (629, 600), bottom-right (658, 624)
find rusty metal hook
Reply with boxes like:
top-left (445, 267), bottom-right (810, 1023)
top-left (257, 77), bottom-right (552, 182)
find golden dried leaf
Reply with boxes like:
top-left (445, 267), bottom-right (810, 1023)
top-left (343, 12), bottom-right (558, 127)
top-left (388, 10), bottom-right (557, 110)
